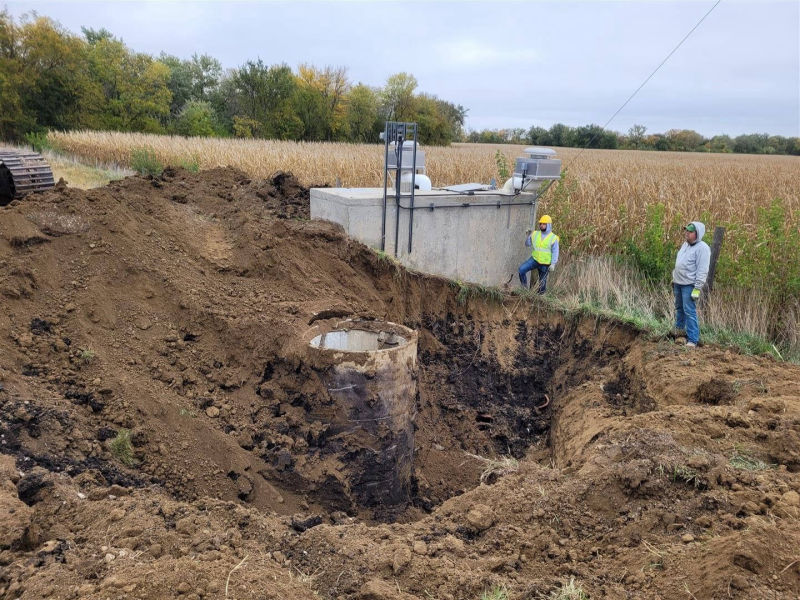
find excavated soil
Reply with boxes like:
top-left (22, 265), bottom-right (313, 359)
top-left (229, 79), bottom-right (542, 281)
top-left (1, 167), bottom-right (799, 600)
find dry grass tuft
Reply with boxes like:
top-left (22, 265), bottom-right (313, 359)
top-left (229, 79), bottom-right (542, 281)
top-left (465, 453), bottom-right (520, 484)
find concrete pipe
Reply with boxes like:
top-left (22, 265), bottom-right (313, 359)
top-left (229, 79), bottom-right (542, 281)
top-left (305, 319), bottom-right (418, 507)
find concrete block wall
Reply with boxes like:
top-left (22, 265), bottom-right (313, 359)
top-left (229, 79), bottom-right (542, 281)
top-left (310, 187), bottom-right (538, 287)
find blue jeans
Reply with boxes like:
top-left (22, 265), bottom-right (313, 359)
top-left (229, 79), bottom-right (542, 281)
top-left (519, 257), bottom-right (550, 294)
top-left (674, 283), bottom-right (699, 343)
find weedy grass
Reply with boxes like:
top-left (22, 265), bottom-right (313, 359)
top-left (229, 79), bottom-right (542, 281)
top-left (549, 578), bottom-right (589, 600)
top-left (109, 428), bottom-right (136, 467)
top-left (481, 585), bottom-right (509, 600)
top-left (78, 348), bottom-right (96, 364)
top-left (465, 453), bottom-right (520, 484)
top-left (729, 446), bottom-right (773, 471)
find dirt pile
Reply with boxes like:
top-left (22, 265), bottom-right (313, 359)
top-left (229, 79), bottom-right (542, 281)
top-left (1, 168), bottom-right (799, 599)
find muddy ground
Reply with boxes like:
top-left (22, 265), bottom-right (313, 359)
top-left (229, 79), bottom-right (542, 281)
top-left (0, 167), bottom-right (798, 600)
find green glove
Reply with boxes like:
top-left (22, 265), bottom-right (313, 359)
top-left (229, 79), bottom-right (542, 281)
top-left (691, 288), bottom-right (701, 300)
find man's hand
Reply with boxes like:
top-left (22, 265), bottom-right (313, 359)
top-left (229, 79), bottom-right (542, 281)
top-left (525, 229), bottom-right (532, 236)
top-left (691, 288), bottom-right (701, 300)
top-left (548, 265), bottom-right (555, 272)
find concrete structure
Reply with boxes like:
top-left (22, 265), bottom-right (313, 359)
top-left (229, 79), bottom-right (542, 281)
top-left (310, 187), bottom-right (541, 287)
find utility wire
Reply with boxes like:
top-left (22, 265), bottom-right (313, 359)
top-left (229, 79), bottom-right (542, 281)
top-left (563, 0), bottom-right (724, 170)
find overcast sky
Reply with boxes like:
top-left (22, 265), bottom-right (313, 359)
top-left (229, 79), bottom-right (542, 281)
top-left (4, 0), bottom-right (800, 137)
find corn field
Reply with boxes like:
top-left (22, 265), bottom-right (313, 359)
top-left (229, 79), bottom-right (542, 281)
top-left (49, 130), bottom-right (799, 234)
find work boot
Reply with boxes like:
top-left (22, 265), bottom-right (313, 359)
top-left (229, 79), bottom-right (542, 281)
top-left (686, 342), bottom-right (697, 348)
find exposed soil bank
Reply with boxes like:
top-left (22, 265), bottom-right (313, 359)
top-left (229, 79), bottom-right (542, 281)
top-left (1, 168), bottom-right (799, 599)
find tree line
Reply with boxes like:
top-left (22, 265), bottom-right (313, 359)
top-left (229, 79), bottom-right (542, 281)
top-left (0, 12), bottom-right (465, 145)
top-left (467, 123), bottom-right (800, 155)
top-left (2, 12), bottom-right (797, 155)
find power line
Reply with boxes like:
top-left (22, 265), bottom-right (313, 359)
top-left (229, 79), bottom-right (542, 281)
top-left (565, 0), bottom-right (724, 168)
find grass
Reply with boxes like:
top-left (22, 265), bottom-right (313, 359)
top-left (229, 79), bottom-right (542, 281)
top-left (78, 348), bottom-right (96, 364)
top-left (545, 254), bottom-right (800, 362)
top-left (465, 453), bottom-right (520, 484)
top-left (130, 147), bottom-right (164, 177)
top-left (549, 578), bottom-right (589, 600)
top-left (109, 428), bottom-right (135, 467)
top-left (665, 464), bottom-right (701, 488)
top-left (729, 446), bottom-right (773, 471)
top-left (2, 144), bottom-right (132, 190)
top-left (481, 585), bottom-right (509, 600)
top-left (452, 280), bottom-right (504, 305)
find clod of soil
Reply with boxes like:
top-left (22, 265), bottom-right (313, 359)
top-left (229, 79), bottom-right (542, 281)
top-left (694, 377), bottom-right (738, 405)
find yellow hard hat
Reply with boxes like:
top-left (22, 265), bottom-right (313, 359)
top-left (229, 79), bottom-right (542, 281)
top-left (538, 214), bottom-right (552, 224)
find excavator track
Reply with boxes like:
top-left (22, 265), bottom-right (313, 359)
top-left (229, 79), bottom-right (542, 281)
top-left (0, 150), bottom-right (56, 205)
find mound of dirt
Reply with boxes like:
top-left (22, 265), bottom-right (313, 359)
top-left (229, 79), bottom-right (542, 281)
top-left (1, 168), bottom-right (799, 599)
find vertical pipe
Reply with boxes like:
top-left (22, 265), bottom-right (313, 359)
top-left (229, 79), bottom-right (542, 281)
top-left (408, 123), bottom-right (417, 254)
top-left (394, 128), bottom-right (403, 257)
top-left (380, 122), bottom-right (390, 251)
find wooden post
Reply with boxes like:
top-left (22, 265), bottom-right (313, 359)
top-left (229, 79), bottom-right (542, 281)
top-left (706, 226), bottom-right (725, 292)
top-left (700, 226), bottom-right (725, 311)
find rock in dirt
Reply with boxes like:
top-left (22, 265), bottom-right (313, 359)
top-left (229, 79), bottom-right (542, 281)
top-left (357, 578), bottom-right (416, 600)
top-left (290, 514), bottom-right (323, 532)
top-left (781, 490), bottom-right (800, 506)
top-left (392, 546), bottom-right (412, 574)
top-left (466, 503), bottom-right (495, 532)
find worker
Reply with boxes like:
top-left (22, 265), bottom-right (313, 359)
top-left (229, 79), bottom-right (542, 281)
top-left (672, 221), bottom-right (711, 348)
top-left (518, 215), bottom-right (559, 294)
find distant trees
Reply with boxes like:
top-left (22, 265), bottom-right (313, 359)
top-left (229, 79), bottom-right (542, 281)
top-left (468, 120), bottom-right (800, 155)
top-left (0, 12), bottom-right (466, 145)
top-left (1, 11), bottom-right (797, 154)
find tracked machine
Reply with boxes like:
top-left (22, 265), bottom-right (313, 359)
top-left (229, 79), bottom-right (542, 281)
top-left (0, 149), bottom-right (56, 206)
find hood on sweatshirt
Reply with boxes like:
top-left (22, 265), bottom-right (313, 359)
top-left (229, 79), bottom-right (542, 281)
top-left (686, 221), bottom-right (706, 243)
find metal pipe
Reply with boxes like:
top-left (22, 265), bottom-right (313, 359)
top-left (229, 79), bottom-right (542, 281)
top-left (408, 125), bottom-right (417, 254)
top-left (380, 122), bottom-right (390, 251)
top-left (396, 200), bottom-right (536, 210)
top-left (393, 129), bottom-right (403, 257)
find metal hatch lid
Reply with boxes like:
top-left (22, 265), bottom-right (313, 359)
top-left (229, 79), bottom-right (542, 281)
top-left (524, 147), bottom-right (557, 158)
top-left (441, 183), bottom-right (492, 193)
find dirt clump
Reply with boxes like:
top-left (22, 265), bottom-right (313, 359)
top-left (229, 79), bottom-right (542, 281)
top-left (694, 376), bottom-right (738, 405)
top-left (0, 168), bottom-right (799, 599)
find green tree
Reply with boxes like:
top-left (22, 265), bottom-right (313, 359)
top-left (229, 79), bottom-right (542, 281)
top-left (14, 16), bottom-right (92, 132)
top-left (83, 34), bottom-right (171, 132)
top-left (160, 52), bottom-right (222, 117)
top-left (346, 83), bottom-right (380, 142)
top-left (548, 123), bottom-right (573, 147)
top-left (526, 126), bottom-right (551, 145)
top-left (173, 100), bottom-right (218, 136)
top-left (381, 72), bottom-right (417, 122)
top-left (627, 124), bottom-right (647, 149)
top-left (0, 11), bottom-right (31, 138)
top-left (227, 60), bottom-right (301, 139)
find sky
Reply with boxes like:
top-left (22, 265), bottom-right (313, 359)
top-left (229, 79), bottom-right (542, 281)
top-left (4, 0), bottom-right (800, 137)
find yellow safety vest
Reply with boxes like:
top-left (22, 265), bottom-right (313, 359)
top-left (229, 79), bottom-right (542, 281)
top-left (532, 231), bottom-right (557, 264)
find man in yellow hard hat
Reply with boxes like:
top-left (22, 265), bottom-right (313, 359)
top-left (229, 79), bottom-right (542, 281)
top-left (518, 214), bottom-right (560, 294)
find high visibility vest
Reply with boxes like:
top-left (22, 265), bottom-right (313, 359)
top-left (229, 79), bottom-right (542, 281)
top-left (532, 231), bottom-right (557, 264)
